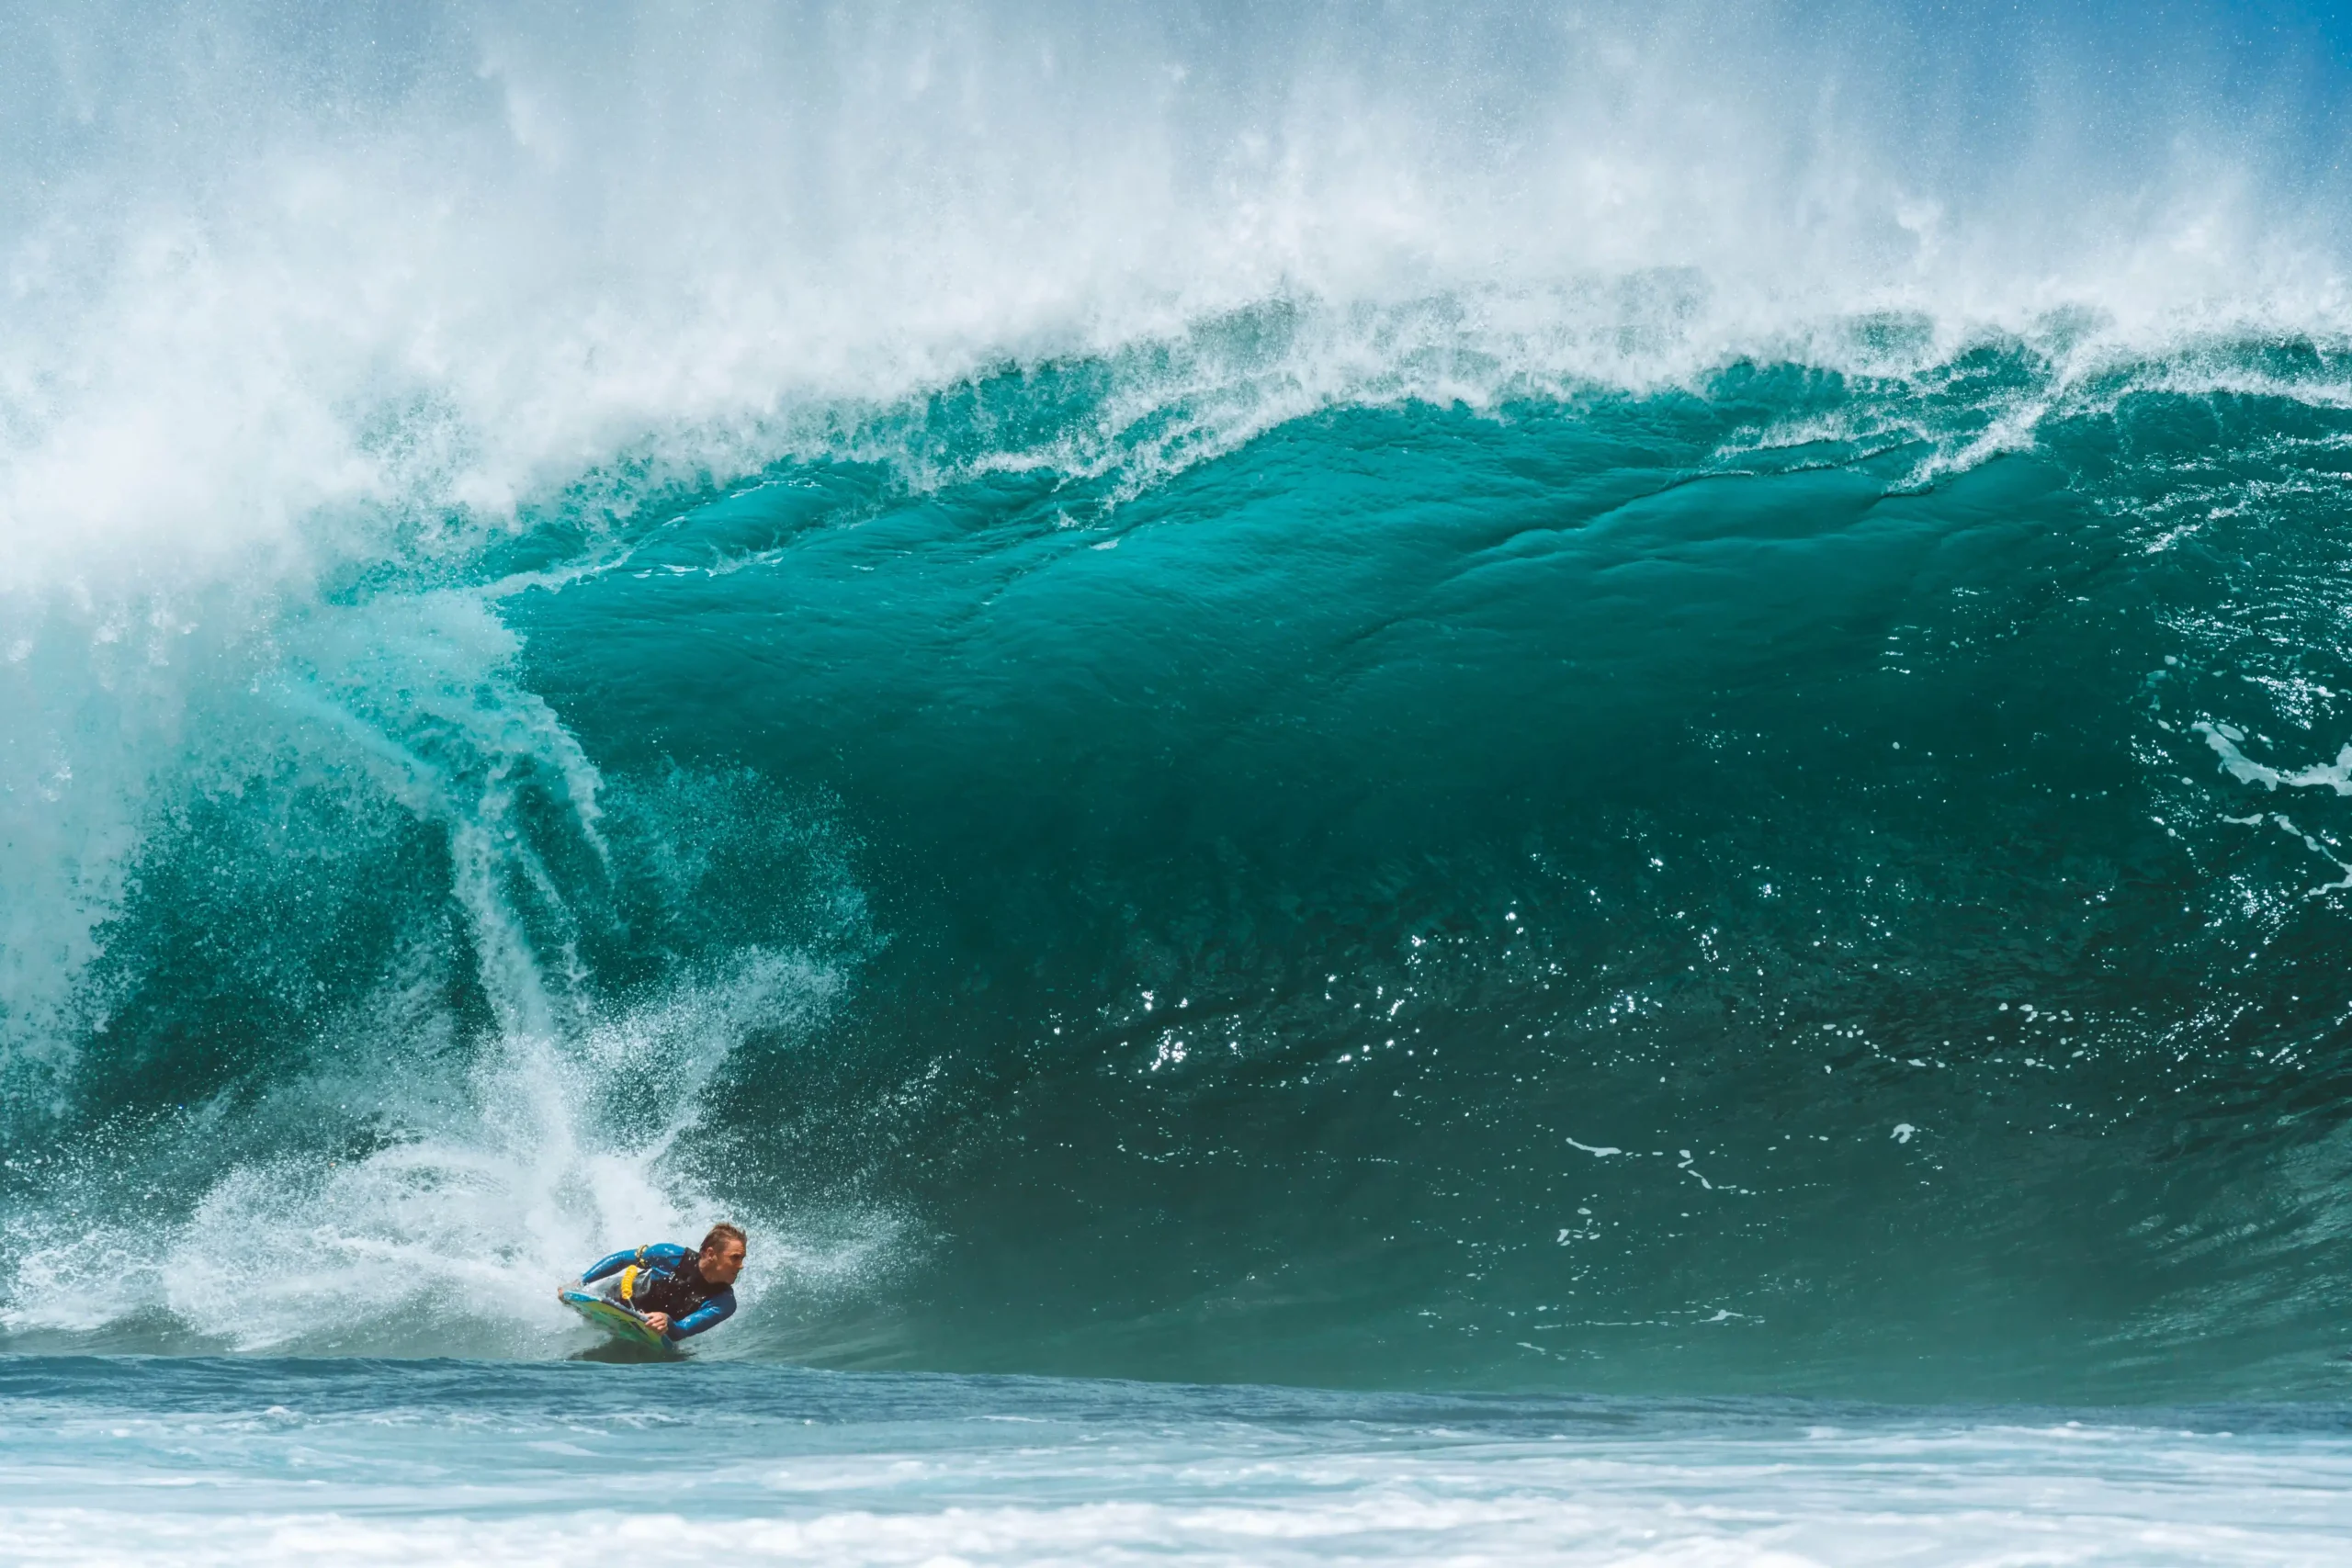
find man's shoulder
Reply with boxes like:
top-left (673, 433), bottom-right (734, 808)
top-left (642, 1242), bottom-right (695, 1266)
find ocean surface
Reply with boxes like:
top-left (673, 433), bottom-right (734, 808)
top-left (12, 1358), bottom-right (2352, 1565)
top-left (11, 0), bottom-right (2352, 1559)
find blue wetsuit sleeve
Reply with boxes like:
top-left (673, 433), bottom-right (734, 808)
top-left (581, 1246), bottom-right (643, 1284)
top-left (666, 1291), bottom-right (736, 1340)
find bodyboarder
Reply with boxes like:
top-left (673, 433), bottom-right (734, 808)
top-left (572, 1223), bottom-right (746, 1343)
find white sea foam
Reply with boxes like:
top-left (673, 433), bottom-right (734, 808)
top-left (5, 1373), bottom-right (2351, 1566)
top-left (2195, 723), bottom-right (2352, 796)
top-left (0, 944), bottom-right (892, 1354)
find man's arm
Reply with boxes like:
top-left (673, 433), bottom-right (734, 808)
top-left (579, 1246), bottom-right (642, 1285)
top-left (665, 1292), bottom-right (736, 1341)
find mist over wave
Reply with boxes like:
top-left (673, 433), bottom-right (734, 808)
top-left (5, 0), bottom-right (2346, 581)
top-left (7, 0), bottom-right (2352, 1392)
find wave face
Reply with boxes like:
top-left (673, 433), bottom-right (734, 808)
top-left (8, 1), bottom-right (2352, 1397)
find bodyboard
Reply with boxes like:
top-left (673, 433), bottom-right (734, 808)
top-left (560, 1286), bottom-right (673, 1350)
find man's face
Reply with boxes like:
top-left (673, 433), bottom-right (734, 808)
top-left (700, 1236), bottom-right (747, 1285)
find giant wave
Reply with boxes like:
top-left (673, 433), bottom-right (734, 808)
top-left (6, 0), bottom-right (2352, 1400)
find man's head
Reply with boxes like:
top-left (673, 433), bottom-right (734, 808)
top-left (698, 1222), bottom-right (747, 1285)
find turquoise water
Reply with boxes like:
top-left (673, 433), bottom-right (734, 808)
top-left (21, 346), bottom-right (2352, 1399)
top-left (10, 0), bottom-right (2352, 1557)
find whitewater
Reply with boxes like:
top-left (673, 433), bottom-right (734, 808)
top-left (11, 0), bottom-right (2352, 1561)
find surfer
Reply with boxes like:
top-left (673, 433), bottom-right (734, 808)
top-left (574, 1224), bottom-right (746, 1342)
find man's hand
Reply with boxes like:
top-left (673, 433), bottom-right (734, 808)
top-left (642, 1312), bottom-right (671, 1335)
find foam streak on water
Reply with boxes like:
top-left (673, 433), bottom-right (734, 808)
top-left (5, 1360), bottom-right (2351, 1567)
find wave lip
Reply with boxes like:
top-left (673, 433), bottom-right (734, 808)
top-left (6, 0), bottom-right (2351, 592)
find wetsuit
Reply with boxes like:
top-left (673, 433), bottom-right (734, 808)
top-left (580, 1243), bottom-right (737, 1340)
